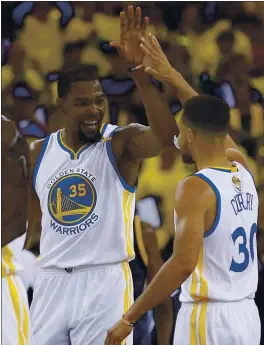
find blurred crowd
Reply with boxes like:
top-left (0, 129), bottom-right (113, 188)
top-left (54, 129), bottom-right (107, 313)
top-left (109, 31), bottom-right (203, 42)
top-left (1, 1), bottom-right (264, 344)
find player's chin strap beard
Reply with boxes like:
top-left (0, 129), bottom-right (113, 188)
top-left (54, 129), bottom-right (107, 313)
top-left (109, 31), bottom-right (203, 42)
top-left (78, 126), bottom-right (102, 144)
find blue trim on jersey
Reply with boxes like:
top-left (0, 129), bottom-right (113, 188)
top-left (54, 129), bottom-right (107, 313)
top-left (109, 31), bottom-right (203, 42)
top-left (76, 145), bottom-right (89, 160)
top-left (106, 128), bottom-right (136, 193)
top-left (33, 135), bottom-right (51, 191)
top-left (57, 131), bottom-right (75, 160)
top-left (101, 123), bottom-right (108, 137)
top-left (195, 173), bottom-right (221, 238)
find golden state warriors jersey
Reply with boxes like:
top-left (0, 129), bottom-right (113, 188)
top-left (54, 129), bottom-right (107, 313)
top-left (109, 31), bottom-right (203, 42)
top-left (34, 124), bottom-right (135, 268)
top-left (178, 162), bottom-right (259, 303)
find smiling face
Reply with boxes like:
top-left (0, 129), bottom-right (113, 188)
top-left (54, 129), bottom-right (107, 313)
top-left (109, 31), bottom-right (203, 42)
top-left (58, 80), bottom-right (105, 143)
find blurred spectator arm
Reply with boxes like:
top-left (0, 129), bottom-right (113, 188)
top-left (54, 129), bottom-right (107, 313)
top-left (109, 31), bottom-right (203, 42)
top-left (141, 222), bottom-right (174, 345)
top-left (24, 140), bottom-right (43, 251)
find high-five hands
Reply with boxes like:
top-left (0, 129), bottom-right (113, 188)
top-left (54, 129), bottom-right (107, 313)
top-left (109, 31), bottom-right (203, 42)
top-left (110, 6), bottom-right (149, 68)
top-left (139, 34), bottom-right (175, 82)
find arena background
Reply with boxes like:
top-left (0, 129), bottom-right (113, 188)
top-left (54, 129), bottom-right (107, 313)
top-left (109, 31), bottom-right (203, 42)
top-left (1, 1), bottom-right (264, 344)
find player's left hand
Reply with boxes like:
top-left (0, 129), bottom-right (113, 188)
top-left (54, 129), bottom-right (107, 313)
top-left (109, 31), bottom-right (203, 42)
top-left (105, 320), bottom-right (132, 345)
top-left (110, 6), bottom-right (149, 68)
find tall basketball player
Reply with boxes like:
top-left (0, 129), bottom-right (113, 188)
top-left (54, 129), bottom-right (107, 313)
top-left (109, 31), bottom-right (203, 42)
top-left (24, 7), bottom-right (182, 345)
top-left (105, 36), bottom-right (260, 345)
top-left (2, 115), bottom-right (33, 345)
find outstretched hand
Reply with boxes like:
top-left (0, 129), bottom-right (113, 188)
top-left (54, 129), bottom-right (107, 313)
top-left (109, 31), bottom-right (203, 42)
top-left (139, 34), bottom-right (175, 82)
top-left (110, 6), bottom-right (149, 68)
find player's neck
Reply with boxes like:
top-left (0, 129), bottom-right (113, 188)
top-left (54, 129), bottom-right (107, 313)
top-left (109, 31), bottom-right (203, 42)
top-left (195, 145), bottom-right (232, 171)
top-left (62, 127), bottom-right (85, 152)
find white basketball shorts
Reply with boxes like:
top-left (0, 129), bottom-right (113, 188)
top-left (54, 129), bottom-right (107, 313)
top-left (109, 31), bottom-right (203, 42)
top-left (30, 262), bottom-right (134, 345)
top-left (2, 274), bottom-right (33, 345)
top-left (173, 299), bottom-right (261, 345)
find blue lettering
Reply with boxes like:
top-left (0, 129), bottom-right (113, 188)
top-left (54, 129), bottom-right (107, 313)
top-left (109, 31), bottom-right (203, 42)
top-left (56, 226), bottom-right (62, 234)
top-left (50, 219), bottom-right (58, 230)
top-left (63, 228), bottom-right (69, 235)
top-left (231, 194), bottom-right (253, 216)
top-left (79, 224), bottom-right (86, 231)
top-left (91, 213), bottom-right (98, 221)
top-left (231, 199), bottom-right (238, 215)
top-left (70, 227), bottom-right (77, 235)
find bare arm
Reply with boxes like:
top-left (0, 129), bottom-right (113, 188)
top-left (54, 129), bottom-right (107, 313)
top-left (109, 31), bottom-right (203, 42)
top-left (140, 35), bottom-right (251, 171)
top-left (105, 176), bottom-right (208, 344)
top-left (110, 6), bottom-right (178, 158)
top-left (23, 140), bottom-right (43, 250)
top-left (141, 222), bottom-right (174, 345)
top-left (2, 116), bottom-right (29, 247)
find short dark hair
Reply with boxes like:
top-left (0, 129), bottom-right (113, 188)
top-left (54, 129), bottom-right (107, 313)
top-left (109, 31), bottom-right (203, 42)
top-left (182, 95), bottom-right (230, 134)
top-left (57, 65), bottom-right (99, 98)
top-left (217, 30), bottom-right (235, 43)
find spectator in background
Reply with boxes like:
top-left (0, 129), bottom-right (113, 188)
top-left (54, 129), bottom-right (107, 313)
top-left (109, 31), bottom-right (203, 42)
top-left (168, 3), bottom-right (203, 72)
top-left (141, 4), bottom-right (168, 41)
top-left (136, 147), bottom-right (195, 251)
top-left (229, 78), bottom-right (264, 142)
top-left (18, 2), bottom-right (64, 74)
top-left (2, 43), bottom-right (45, 106)
top-left (194, 10), bottom-right (253, 77)
top-left (64, 2), bottom-right (96, 43)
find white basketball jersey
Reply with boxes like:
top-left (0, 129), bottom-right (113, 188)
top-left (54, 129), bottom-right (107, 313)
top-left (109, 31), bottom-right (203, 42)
top-left (178, 162), bottom-right (259, 303)
top-left (34, 124), bottom-right (135, 268)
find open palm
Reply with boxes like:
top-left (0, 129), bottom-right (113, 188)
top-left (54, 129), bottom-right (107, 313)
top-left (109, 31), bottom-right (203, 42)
top-left (111, 6), bottom-right (149, 67)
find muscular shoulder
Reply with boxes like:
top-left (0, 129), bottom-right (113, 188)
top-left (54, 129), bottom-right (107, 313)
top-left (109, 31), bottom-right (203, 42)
top-left (111, 123), bottom-right (148, 157)
top-left (175, 175), bottom-right (214, 211)
top-left (113, 123), bottom-right (147, 140)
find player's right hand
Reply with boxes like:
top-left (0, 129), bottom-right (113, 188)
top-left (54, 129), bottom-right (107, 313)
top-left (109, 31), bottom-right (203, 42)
top-left (110, 6), bottom-right (149, 68)
top-left (139, 34), bottom-right (175, 82)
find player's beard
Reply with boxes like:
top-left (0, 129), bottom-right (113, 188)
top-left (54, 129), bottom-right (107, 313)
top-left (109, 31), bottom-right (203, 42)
top-left (78, 126), bottom-right (102, 144)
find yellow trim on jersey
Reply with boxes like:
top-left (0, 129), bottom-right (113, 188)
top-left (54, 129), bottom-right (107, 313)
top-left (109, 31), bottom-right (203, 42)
top-left (209, 165), bottom-right (239, 173)
top-left (2, 246), bottom-right (16, 277)
top-left (123, 190), bottom-right (135, 259)
top-left (23, 302), bottom-right (29, 343)
top-left (189, 245), bottom-right (208, 345)
top-left (7, 276), bottom-right (24, 345)
top-left (197, 246), bottom-right (208, 345)
top-left (134, 215), bottom-right (148, 266)
top-left (121, 262), bottom-right (133, 345)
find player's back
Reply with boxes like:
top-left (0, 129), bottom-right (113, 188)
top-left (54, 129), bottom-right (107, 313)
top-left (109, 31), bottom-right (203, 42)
top-left (180, 161), bottom-right (259, 303)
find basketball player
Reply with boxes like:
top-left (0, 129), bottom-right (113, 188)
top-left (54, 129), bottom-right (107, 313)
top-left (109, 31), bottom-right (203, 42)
top-left (24, 7), bottom-right (183, 345)
top-left (105, 37), bottom-right (260, 345)
top-left (2, 115), bottom-right (33, 345)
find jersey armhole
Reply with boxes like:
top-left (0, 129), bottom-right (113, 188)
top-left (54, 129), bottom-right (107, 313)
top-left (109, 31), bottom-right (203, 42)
top-left (105, 128), bottom-right (136, 193)
top-left (33, 135), bottom-right (51, 191)
top-left (195, 173), bottom-right (222, 238)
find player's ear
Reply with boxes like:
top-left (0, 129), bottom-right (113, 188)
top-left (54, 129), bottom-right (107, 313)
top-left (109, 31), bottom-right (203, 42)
top-left (187, 128), bottom-right (194, 144)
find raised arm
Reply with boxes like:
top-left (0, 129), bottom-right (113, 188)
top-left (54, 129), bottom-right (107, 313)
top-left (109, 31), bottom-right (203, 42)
top-left (110, 6), bottom-right (178, 158)
top-left (139, 34), bottom-right (252, 171)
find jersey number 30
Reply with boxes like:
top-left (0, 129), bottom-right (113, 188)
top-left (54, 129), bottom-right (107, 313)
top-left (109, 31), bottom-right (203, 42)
top-left (230, 223), bottom-right (257, 272)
